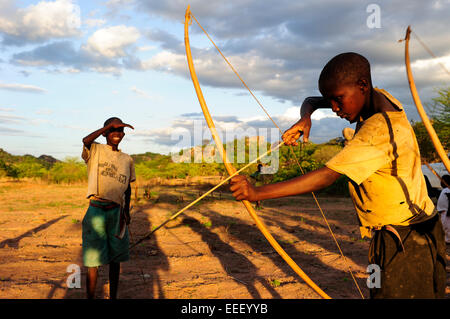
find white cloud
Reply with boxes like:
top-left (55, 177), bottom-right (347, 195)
top-left (0, 111), bottom-right (26, 124)
top-left (29, 118), bottom-right (51, 126)
top-left (141, 51), bottom-right (185, 72)
top-left (65, 67), bottom-right (81, 73)
top-left (84, 25), bottom-right (140, 58)
top-left (130, 86), bottom-right (149, 98)
top-left (281, 106), bottom-right (338, 121)
top-left (282, 107), bottom-right (300, 119)
top-left (142, 49), bottom-right (305, 102)
top-left (35, 108), bottom-right (53, 115)
top-left (130, 86), bottom-right (164, 102)
top-left (83, 18), bottom-right (106, 28)
top-left (134, 0), bottom-right (450, 110)
top-left (412, 54), bottom-right (450, 79)
top-left (0, 0), bottom-right (81, 44)
top-left (90, 65), bottom-right (121, 75)
top-left (311, 109), bottom-right (338, 120)
top-left (137, 45), bottom-right (155, 52)
top-left (105, 0), bottom-right (135, 6)
top-left (0, 82), bottom-right (47, 93)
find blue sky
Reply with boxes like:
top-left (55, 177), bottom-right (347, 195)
top-left (0, 0), bottom-right (449, 159)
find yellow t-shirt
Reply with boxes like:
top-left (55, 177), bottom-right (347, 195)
top-left (326, 89), bottom-right (435, 238)
top-left (82, 142), bottom-right (136, 206)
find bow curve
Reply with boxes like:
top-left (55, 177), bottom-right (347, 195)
top-left (184, 5), bottom-right (330, 299)
top-left (404, 26), bottom-right (450, 173)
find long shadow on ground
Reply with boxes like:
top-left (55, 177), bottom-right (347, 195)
top-left (0, 215), bottom-right (68, 249)
top-left (179, 216), bottom-right (282, 299)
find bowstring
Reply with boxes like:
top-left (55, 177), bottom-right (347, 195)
top-left (411, 29), bottom-right (450, 77)
top-left (191, 13), bottom-right (364, 298)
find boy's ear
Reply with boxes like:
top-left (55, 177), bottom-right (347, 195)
top-left (357, 78), bottom-right (369, 93)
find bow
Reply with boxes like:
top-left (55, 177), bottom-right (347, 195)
top-left (403, 26), bottom-right (450, 173)
top-left (184, 5), bottom-right (330, 299)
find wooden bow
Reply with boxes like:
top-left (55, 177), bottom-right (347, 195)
top-left (184, 5), bottom-right (330, 299)
top-left (404, 26), bottom-right (450, 173)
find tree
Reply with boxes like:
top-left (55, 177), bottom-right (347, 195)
top-left (48, 157), bottom-right (87, 184)
top-left (412, 87), bottom-right (450, 163)
top-left (0, 159), bottom-right (19, 179)
top-left (427, 86), bottom-right (450, 124)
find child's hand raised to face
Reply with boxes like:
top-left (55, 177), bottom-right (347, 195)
top-left (108, 122), bottom-right (134, 131)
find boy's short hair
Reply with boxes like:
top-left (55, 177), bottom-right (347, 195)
top-left (104, 117), bottom-right (123, 127)
top-left (319, 52), bottom-right (372, 92)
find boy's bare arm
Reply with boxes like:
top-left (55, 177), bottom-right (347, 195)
top-left (82, 122), bottom-right (134, 149)
top-left (301, 97), bottom-right (331, 117)
top-left (230, 167), bottom-right (341, 202)
top-left (82, 126), bottom-right (110, 149)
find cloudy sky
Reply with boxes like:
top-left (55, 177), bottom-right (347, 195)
top-left (1, 0), bottom-right (449, 159)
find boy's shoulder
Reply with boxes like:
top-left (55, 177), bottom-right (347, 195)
top-left (357, 88), bottom-right (408, 137)
top-left (356, 113), bottom-right (391, 138)
top-left (374, 88), bottom-right (404, 110)
top-left (353, 111), bottom-right (412, 151)
top-left (122, 151), bottom-right (134, 163)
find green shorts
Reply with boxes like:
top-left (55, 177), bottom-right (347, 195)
top-left (82, 200), bottom-right (129, 267)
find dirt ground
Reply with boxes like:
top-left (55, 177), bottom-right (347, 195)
top-left (0, 180), bottom-right (449, 299)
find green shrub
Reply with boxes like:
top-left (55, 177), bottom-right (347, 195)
top-left (13, 161), bottom-right (47, 178)
top-left (48, 157), bottom-right (87, 184)
top-left (311, 145), bottom-right (342, 164)
top-left (0, 159), bottom-right (19, 179)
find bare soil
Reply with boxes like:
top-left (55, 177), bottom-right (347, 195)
top-left (0, 180), bottom-right (449, 299)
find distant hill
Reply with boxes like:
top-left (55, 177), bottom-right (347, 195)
top-left (131, 152), bottom-right (172, 165)
top-left (38, 155), bottom-right (59, 168)
top-left (0, 148), bottom-right (59, 169)
top-left (0, 148), bottom-right (15, 163)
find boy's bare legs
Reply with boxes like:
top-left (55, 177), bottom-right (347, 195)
top-left (86, 267), bottom-right (98, 299)
top-left (86, 264), bottom-right (120, 299)
top-left (109, 262), bottom-right (120, 299)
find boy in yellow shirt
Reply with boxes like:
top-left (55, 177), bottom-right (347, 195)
top-left (230, 52), bottom-right (446, 298)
